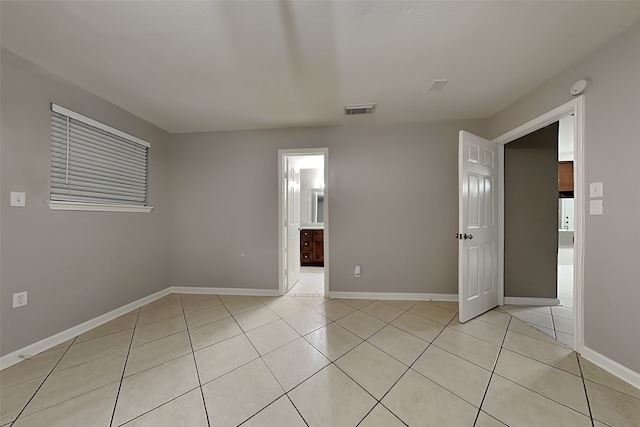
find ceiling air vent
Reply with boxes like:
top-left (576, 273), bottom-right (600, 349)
top-left (345, 104), bottom-right (375, 115)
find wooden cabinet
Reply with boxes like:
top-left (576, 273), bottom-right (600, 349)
top-left (301, 229), bottom-right (324, 266)
top-left (558, 161), bottom-right (574, 197)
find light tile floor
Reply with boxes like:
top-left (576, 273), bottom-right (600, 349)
top-left (2, 293), bottom-right (639, 427)
top-left (288, 266), bottom-right (324, 296)
top-left (502, 264), bottom-right (575, 347)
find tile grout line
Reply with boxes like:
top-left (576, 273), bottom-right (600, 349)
top-left (178, 294), bottom-right (212, 427)
top-left (576, 354), bottom-right (597, 427)
top-left (472, 314), bottom-right (512, 427)
top-left (8, 335), bottom-right (78, 425)
top-left (108, 308), bottom-right (141, 427)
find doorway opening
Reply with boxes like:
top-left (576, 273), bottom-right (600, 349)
top-left (494, 97), bottom-right (584, 351)
top-left (278, 148), bottom-right (329, 297)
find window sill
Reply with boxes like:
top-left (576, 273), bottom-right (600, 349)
top-left (48, 201), bottom-right (154, 213)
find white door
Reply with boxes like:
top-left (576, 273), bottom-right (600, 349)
top-left (286, 160), bottom-right (301, 292)
top-left (458, 131), bottom-right (498, 322)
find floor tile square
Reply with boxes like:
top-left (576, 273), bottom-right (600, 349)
top-left (125, 331), bottom-right (192, 376)
top-left (282, 307), bottom-right (331, 335)
top-left (476, 309), bottom-right (511, 328)
top-left (382, 369), bottom-right (478, 427)
top-left (475, 411), bottom-right (508, 426)
top-left (194, 334), bottom-right (259, 384)
top-left (113, 354), bottom-right (199, 425)
top-left (245, 320), bottom-right (300, 355)
top-left (222, 296), bottom-right (265, 315)
top-left (137, 304), bottom-right (184, 326)
top-left (553, 316), bottom-right (574, 335)
top-left (409, 302), bottom-right (457, 325)
top-left (179, 294), bottom-right (222, 313)
top-left (502, 330), bottom-right (580, 375)
top-left (449, 316), bottom-right (507, 346)
top-left (13, 383), bottom-right (118, 427)
top-left (360, 301), bottom-right (405, 323)
top-left (0, 377), bottom-right (45, 425)
top-left (335, 341), bottom-right (406, 399)
top-left (24, 351), bottom-right (126, 416)
top-left (579, 356), bottom-right (640, 400)
top-left (412, 345), bottom-right (491, 407)
top-left (201, 359), bottom-right (284, 427)
top-left (122, 389), bottom-right (208, 427)
top-left (75, 313), bottom-right (137, 343)
top-left (429, 301), bottom-right (459, 312)
top-left (508, 317), bottom-right (559, 345)
top-left (586, 379), bottom-right (640, 427)
top-left (188, 316), bottom-right (243, 351)
top-left (233, 306), bottom-right (280, 332)
top-left (433, 328), bottom-right (500, 371)
top-left (54, 330), bottom-right (133, 372)
top-left (304, 323), bottom-right (363, 361)
top-left (294, 295), bottom-right (330, 307)
top-left (482, 375), bottom-right (591, 426)
top-left (131, 315), bottom-right (186, 347)
top-left (391, 312), bottom-right (445, 343)
top-left (266, 297), bottom-right (309, 317)
top-left (140, 295), bottom-right (181, 313)
top-left (335, 311), bottom-right (386, 339)
top-left (383, 300), bottom-right (418, 310)
top-left (312, 300), bottom-right (356, 320)
top-left (358, 403), bottom-right (406, 427)
top-left (0, 348), bottom-right (66, 390)
top-left (505, 307), bottom-right (553, 330)
top-left (551, 305), bottom-right (574, 320)
top-left (241, 396), bottom-right (306, 427)
top-left (336, 299), bottom-right (375, 309)
top-left (262, 338), bottom-right (330, 392)
top-left (184, 304), bottom-right (231, 328)
top-left (368, 325), bottom-right (428, 366)
top-left (494, 349), bottom-right (589, 414)
top-left (289, 365), bottom-right (376, 426)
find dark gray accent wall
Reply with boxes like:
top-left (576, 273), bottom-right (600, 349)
top-left (488, 21), bottom-right (640, 373)
top-left (504, 123), bottom-right (559, 298)
top-left (0, 49), bottom-right (172, 356)
top-left (168, 120), bottom-right (487, 295)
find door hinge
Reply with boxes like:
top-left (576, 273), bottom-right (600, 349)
top-left (284, 171), bottom-right (288, 179)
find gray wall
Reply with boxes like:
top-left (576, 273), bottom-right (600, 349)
top-left (504, 123), bottom-right (558, 298)
top-left (488, 22), bottom-right (640, 373)
top-left (0, 49), bottom-right (172, 356)
top-left (169, 120), bottom-right (487, 294)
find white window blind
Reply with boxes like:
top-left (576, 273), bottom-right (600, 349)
top-left (50, 104), bottom-right (150, 207)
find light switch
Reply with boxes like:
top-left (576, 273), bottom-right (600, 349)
top-left (10, 192), bottom-right (26, 207)
top-left (590, 182), bottom-right (603, 198)
top-left (590, 200), bottom-right (603, 215)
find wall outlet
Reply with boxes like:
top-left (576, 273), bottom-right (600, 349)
top-left (13, 291), bottom-right (28, 308)
top-left (10, 192), bottom-right (26, 207)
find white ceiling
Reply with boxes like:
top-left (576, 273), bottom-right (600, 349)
top-left (2, 1), bottom-right (640, 134)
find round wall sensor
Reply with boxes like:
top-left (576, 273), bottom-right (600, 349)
top-left (570, 79), bottom-right (588, 96)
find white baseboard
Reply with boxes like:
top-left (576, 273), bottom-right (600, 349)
top-left (170, 286), bottom-right (279, 297)
top-left (503, 297), bottom-right (560, 306)
top-left (328, 292), bottom-right (458, 302)
top-left (0, 288), bottom-right (171, 370)
top-left (579, 346), bottom-right (640, 391)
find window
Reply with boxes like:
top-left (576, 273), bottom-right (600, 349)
top-left (49, 104), bottom-right (152, 212)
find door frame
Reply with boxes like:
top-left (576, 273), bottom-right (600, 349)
top-left (493, 96), bottom-right (584, 351)
top-left (278, 148), bottom-right (329, 296)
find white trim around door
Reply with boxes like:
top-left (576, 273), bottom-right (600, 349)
top-left (493, 96), bottom-right (585, 352)
top-left (278, 148), bottom-right (329, 296)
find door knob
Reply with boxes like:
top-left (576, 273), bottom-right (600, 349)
top-left (455, 233), bottom-right (462, 240)
top-left (464, 233), bottom-right (473, 240)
